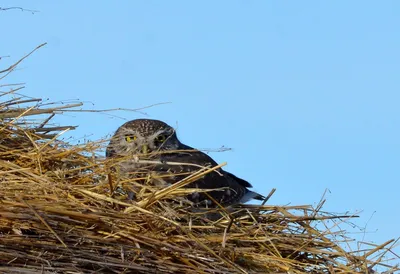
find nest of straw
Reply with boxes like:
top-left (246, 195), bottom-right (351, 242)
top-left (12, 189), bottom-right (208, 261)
top-left (1, 49), bottom-right (399, 274)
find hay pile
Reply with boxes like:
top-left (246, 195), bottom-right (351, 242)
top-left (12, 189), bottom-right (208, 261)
top-left (0, 51), bottom-right (399, 274)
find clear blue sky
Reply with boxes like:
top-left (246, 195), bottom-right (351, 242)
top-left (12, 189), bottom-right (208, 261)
top-left (1, 1), bottom-right (399, 262)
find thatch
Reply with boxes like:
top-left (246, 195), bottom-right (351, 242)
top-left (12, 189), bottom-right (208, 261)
top-left (0, 47), bottom-right (399, 274)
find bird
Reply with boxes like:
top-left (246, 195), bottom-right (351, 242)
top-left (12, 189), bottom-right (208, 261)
top-left (106, 119), bottom-right (264, 207)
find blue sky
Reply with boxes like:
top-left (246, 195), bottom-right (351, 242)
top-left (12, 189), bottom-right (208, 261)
top-left (1, 1), bottom-right (399, 262)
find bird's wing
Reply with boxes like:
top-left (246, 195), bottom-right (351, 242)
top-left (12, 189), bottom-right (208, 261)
top-left (159, 144), bottom-right (219, 169)
top-left (157, 148), bottom-right (263, 205)
top-left (223, 171), bottom-right (253, 188)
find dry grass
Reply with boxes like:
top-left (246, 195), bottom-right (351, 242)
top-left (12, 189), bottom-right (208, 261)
top-left (0, 47), bottom-right (399, 274)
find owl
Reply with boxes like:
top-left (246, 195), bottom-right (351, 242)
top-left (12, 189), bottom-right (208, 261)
top-left (106, 119), bottom-right (264, 207)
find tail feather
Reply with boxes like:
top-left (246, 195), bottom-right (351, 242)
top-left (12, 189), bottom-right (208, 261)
top-left (240, 190), bottom-right (265, 204)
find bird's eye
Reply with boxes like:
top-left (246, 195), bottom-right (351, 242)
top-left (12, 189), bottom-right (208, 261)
top-left (125, 135), bottom-right (137, 143)
top-left (155, 135), bottom-right (166, 143)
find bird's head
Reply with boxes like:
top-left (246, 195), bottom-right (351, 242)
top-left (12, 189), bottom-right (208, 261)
top-left (106, 119), bottom-right (181, 157)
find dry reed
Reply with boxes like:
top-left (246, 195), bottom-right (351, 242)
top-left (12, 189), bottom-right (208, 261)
top-left (0, 46), bottom-right (399, 274)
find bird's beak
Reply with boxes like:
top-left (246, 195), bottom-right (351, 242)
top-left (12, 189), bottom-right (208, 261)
top-left (141, 144), bottom-right (149, 154)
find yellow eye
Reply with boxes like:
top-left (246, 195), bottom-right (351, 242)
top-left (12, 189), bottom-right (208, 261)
top-left (125, 135), bottom-right (137, 142)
